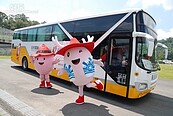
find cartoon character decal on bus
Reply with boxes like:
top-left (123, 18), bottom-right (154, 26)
top-left (53, 36), bottom-right (104, 104)
top-left (30, 44), bottom-right (59, 88)
top-left (16, 43), bottom-right (21, 61)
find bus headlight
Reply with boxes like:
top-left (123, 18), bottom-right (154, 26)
top-left (135, 83), bottom-right (148, 91)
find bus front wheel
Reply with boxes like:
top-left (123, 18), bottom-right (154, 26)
top-left (22, 57), bottom-right (28, 71)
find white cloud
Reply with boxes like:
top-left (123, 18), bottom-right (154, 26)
top-left (127, 0), bottom-right (173, 10)
top-left (157, 28), bottom-right (173, 40)
top-left (0, 5), bottom-right (9, 14)
top-left (142, 0), bottom-right (173, 10)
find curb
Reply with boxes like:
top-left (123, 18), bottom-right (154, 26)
top-left (0, 107), bottom-right (10, 116)
top-left (0, 89), bottom-right (45, 116)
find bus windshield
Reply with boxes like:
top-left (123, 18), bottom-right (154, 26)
top-left (136, 37), bottom-right (158, 71)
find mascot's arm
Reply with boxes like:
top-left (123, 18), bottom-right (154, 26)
top-left (30, 56), bottom-right (35, 64)
top-left (52, 58), bottom-right (60, 64)
top-left (93, 59), bottom-right (104, 67)
top-left (57, 66), bottom-right (75, 82)
top-left (57, 68), bottom-right (75, 82)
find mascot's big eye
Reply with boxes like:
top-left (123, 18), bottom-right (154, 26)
top-left (37, 58), bottom-right (38, 60)
top-left (79, 49), bottom-right (82, 53)
top-left (67, 52), bottom-right (70, 57)
top-left (43, 58), bottom-right (45, 60)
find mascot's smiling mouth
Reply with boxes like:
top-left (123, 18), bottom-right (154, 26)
top-left (72, 58), bottom-right (80, 65)
top-left (39, 62), bottom-right (44, 65)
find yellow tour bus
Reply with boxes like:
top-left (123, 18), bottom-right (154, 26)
top-left (11, 9), bottom-right (159, 99)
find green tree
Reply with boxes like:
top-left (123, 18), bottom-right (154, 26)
top-left (3, 15), bottom-right (16, 30)
top-left (158, 37), bottom-right (173, 60)
top-left (0, 11), bottom-right (41, 30)
top-left (14, 14), bottom-right (29, 22)
top-left (0, 11), bottom-right (8, 28)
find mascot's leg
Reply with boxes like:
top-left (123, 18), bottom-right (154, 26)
top-left (45, 74), bottom-right (52, 89)
top-left (86, 80), bottom-right (103, 90)
top-left (76, 85), bottom-right (84, 104)
top-left (39, 74), bottom-right (45, 88)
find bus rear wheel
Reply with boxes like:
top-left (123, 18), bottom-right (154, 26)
top-left (22, 57), bottom-right (28, 71)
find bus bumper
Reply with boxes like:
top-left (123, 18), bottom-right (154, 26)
top-left (128, 85), bottom-right (156, 99)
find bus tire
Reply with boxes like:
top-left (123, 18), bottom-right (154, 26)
top-left (22, 57), bottom-right (28, 71)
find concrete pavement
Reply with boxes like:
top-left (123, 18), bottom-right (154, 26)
top-left (1, 59), bottom-right (173, 116)
top-left (0, 59), bottom-right (117, 116)
top-left (0, 89), bottom-right (44, 116)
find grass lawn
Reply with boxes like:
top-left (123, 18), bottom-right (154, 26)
top-left (0, 56), bottom-right (10, 59)
top-left (158, 64), bottom-right (173, 80)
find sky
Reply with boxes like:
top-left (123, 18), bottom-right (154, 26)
top-left (0, 0), bottom-right (173, 40)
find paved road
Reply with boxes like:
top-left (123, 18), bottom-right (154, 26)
top-left (0, 59), bottom-right (173, 116)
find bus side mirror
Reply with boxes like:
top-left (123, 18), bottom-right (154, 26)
top-left (146, 35), bottom-right (154, 57)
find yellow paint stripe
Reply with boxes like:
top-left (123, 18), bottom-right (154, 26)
top-left (105, 81), bottom-right (127, 97)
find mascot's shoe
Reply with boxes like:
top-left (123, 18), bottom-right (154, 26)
top-left (39, 81), bottom-right (45, 88)
top-left (46, 82), bottom-right (52, 89)
top-left (75, 95), bottom-right (84, 104)
top-left (94, 80), bottom-right (103, 90)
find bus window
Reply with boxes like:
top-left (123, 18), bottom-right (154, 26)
top-left (13, 31), bottom-right (20, 40)
top-left (52, 24), bottom-right (69, 41)
top-left (20, 30), bottom-right (27, 41)
top-left (28, 28), bottom-right (37, 41)
top-left (37, 26), bottom-right (52, 41)
top-left (60, 21), bottom-right (75, 34)
top-left (136, 37), bottom-right (157, 71)
top-left (16, 31), bottom-right (20, 39)
top-left (62, 13), bottom-right (127, 41)
top-left (13, 33), bottom-right (16, 40)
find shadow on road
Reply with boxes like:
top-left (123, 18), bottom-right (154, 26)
top-left (60, 103), bottom-right (114, 116)
top-left (31, 87), bottom-right (64, 95)
top-left (11, 65), bottom-right (173, 116)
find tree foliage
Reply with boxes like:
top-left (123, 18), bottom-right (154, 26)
top-left (0, 11), bottom-right (41, 30)
top-left (157, 37), bottom-right (173, 60)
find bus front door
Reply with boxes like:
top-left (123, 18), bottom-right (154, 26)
top-left (104, 37), bottom-right (130, 97)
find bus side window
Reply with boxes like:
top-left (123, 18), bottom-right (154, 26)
top-left (13, 33), bottom-right (16, 40)
top-left (16, 31), bottom-right (20, 40)
top-left (37, 26), bottom-right (52, 41)
top-left (20, 30), bottom-right (27, 41)
top-left (52, 25), bottom-right (69, 41)
top-left (28, 28), bottom-right (37, 41)
top-left (45, 26), bottom-right (52, 41)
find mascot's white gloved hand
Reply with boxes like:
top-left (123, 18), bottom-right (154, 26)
top-left (93, 59), bottom-right (104, 67)
top-left (87, 35), bottom-right (94, 42)
top-left (57, 68), bottom-right (65, 76)
top-left (52, 36), bottom-right (59, 46)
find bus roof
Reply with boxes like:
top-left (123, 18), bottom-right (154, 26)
top-left (14, 9), bottom-right (155, 31)
top-left (59, 9), bottom-right (140, 23)
top-left (14, 22), bottom-right (58, 31)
